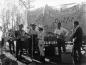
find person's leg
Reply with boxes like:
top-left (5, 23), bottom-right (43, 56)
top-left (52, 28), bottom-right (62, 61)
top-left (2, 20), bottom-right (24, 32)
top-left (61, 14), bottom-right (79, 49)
top-left (9, 41), bottom-right (12, 54)
top-left (20, 41), bottom-right (23, 57)
top-left (77, 46), bottom-right (82, 64)
top-left (58, 45), bottom-right (62, 63)
top-left (11, 41), bottom-right (15, 54)
top-left (57, 39), bottom-right (62, 63)
top-left (33, 36), bottom-right (36, 57)
top-left (73, 46), bottom-right (78, 65)
top-left (16, 40), bottom-right (20, 59)
top-left (57, 39), bottom-right (62, 54)
top-left (16, 46), bottom-right (19, 59)
top-left (28, 38), bottom-right (32, 56)
top-left (38, 41), bottom-right (45, 62)
top-left (39, 41), bottom-right (44, 56)
top-left (38, 40), bottom-right (41, 56)
top-left (62, 40), bottom-right (66, 53)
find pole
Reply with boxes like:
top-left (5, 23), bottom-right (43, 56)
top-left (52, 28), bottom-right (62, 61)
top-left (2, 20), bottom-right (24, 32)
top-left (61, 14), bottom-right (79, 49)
top-left (32, 34), bottom-right (33, 59)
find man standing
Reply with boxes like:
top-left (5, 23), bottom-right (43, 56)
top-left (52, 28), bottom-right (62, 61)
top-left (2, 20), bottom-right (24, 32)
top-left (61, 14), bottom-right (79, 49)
top-left (8, 29), bottom-right (15, 54)
top-left (54, 22), bottom-right (69, 63)
top-left (29, 24), bottom-right (38, 58)
top-left (54, 22), bottom-right (69, 53)
top-left (38, 27), bottom-right (45, 61)
top-left (16, 24), bottom-right (25, 60)
top-left (71, 21), bottom-right (83, 65)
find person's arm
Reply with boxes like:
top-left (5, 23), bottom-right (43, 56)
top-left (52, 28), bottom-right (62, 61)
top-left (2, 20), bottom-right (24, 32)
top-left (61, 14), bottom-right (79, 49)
top-left (70, 28), bottom-right (77, 41)
top-left (63, 28), bottom-right (69, 37)
top-left (54, 29), bottom-right (57, 34)
top-left (28, 29), bottom-right (32, 35)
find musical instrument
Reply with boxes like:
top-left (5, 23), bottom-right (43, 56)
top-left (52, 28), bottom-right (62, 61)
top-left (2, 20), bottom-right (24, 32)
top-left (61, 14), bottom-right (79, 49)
top-left (54, 33), bottom-right (66, 40)
top-left (44, 34), bottom-right (57, 57)
top-left (15, 30), bottom-right (31, 41)
top-left (44, 32), bottom-right (67, 46)
top-left (44, 35), bottom-right (58, 47)
top-left (68, 29), bottom-right (76, 42)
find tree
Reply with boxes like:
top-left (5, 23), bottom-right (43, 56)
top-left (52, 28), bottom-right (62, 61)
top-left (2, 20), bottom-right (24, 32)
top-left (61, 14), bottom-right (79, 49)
top-left (19, 0), bottom-right (34, 9)
top-left (19, 0), bottom-right (35, 29)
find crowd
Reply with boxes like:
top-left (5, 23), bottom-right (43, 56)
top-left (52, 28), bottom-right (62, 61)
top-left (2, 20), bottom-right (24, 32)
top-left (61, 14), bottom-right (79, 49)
top-left (0, 19), bottom-right (83, 65)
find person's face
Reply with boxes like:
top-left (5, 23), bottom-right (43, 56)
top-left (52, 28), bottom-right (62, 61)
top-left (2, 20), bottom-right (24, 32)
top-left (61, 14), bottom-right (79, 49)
top-left (32, 26), bottom-right (35, 30)
top-left (58, 23), bottom-right (61, 29)
top-left (74, 24), bottom-right (77, 28)
top-left (19, 26), bottom-right (22, 30)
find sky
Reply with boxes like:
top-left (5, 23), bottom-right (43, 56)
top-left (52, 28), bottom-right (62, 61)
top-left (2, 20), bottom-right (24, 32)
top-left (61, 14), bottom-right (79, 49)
top-left (0, 0), bottom-right (85, 24)
top-left (0, 0), bottom-right (85, 11)
top-left (0, 0), bottom-right (85, 27)
top-left (32, 0), bottom-right (85, 9)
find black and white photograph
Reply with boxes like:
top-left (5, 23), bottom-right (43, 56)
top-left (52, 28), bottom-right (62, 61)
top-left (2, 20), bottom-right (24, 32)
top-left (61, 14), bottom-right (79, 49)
top-left (0, 0), bottom-right (86, 65)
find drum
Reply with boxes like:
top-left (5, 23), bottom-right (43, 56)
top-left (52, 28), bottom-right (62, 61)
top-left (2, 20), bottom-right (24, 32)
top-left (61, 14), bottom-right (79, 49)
top-left (44, 36), bottom-right (58, 58)
top-left (44, 36), bottom-right (57, 46)
top-left (21, 35), bottom-right (32, 49)
top-left (45, 45), bottom-right (55, 58)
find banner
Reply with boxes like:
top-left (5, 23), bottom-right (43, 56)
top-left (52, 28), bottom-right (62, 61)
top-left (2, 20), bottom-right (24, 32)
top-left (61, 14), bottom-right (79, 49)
top-left (27, 4), bottom-right (86, 35)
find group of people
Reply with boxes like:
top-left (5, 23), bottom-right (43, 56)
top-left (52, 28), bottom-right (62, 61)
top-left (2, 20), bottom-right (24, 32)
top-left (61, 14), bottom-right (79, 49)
top-left (6, 19), bottom-right (83, 65)
top-left (7, 24), bottom-right (45, 59)
top-left (55, 21), bottom-right (83, 64)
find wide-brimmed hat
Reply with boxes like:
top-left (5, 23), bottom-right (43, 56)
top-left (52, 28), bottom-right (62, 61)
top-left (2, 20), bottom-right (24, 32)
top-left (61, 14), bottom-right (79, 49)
top-left (30, 23), bottom-right (36, 27)
top-left (38, 27), bottom-right (43, 31)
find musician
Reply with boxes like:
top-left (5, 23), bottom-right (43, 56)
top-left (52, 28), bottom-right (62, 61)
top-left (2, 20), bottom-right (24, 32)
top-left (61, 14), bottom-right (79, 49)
top-left (29, 24), bottom-right (38, 35)
top-left (54, 22), bottom-right (69, 63)
top-left (38, 27), bottom-right (45, 61)
top-left (8, 29), bottom-right (15, 54)
top-left (71, 21), bottom-right (83, 64)
top-left (54, 22), bottom-right (69, 53)
top-left (16, 24), bottom-right (25, 59)
top-left (28, 24), bottom-right (38, 57)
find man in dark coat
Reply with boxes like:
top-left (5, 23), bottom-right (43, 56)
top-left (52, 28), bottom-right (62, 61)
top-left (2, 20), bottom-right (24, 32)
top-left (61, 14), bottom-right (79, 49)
top-left (8, 29), bottom-right (15, 54)
top-left (29, 24), bottom-right (38, 58)
top-left (71, 21), bottom-right (83, 65)
top-left (15, 24), bottom-right (25, 60)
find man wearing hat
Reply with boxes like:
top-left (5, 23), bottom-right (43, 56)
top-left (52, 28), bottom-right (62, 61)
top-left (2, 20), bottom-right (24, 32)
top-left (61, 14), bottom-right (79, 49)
top-left (29, 23), bottom-right (38, 57)
top-left (16, 24), bottom-right (25, 60)
top-left (70, 21), bottom-right (83, 64)
top-left (38, 27), bottom-right (45, 61)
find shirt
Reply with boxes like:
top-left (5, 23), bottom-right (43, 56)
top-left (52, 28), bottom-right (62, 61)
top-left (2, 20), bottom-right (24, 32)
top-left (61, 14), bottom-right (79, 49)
top-left (73, 25), bottom-right (79, 33)
top-left (38, 31), bottom-right (45, 40)
top-left (29, 28), bottom-right (38, 35)
top-left (70, 25), bottom-right (80, 38)
top-left (54, 27), bottom-right (69, 37)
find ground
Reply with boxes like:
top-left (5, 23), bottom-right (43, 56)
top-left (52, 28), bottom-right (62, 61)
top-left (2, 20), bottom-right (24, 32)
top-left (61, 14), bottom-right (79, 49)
top-left (1, 43), bottom-right (86, 65)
